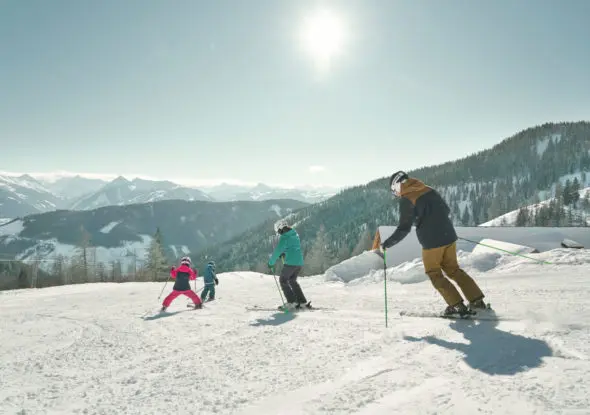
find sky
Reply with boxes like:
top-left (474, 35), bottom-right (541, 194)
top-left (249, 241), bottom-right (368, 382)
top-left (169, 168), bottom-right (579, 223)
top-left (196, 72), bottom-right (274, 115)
top-left (1, 0), bottom-right (590, 189)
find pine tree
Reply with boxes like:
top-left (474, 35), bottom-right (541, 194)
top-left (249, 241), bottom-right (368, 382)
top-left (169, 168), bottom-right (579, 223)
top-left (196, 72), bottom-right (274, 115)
top-left (51, 255), bottom-right (67, 285)
top-left (111, 261), bottom-right (123, 282)
top-left (571, 177), bottom-right (581, 207)
top-left (304, 225), bottom-right (333, 276)
top-left (515, 207), bottom-right (528, 226)
top-left (96, 262), bottom-right (107, 282)
top-left (336, 244), bottom-right (351, 262)
top-left (461, 206), bottom-right (471, 226)
top-left (74, 225), bottom-right (92, 283)
top-left (563, 180), bottom-right (572, 205)
top-left (18, 268), bottom-right (29, 289)
top-left (146, 227), bottom-right (168, 281)
top-left (351, 227), bottom-right (372, 257)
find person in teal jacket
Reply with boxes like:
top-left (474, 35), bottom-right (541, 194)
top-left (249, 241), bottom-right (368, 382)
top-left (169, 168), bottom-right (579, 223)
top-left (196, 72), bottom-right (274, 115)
top-left (201, 260), bottom-right (218, 302)
top-left (269, 219), bottom-right (310, 310)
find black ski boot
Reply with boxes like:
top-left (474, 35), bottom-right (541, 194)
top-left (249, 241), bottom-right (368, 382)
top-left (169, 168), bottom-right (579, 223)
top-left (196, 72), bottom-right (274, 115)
top-left (468, 298), bottom-right (490, 312)
top-left (295, 301), bottom-right (312, 310)
top-left (443, 302), bottom-right (473, 318)
top-left (160, 306), bottom-right (167, 312)
top-left (193, 303), bottom-right (203, 310)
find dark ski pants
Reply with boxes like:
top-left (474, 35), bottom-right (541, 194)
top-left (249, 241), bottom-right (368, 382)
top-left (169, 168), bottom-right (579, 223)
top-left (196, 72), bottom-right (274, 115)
top-left (279, 265), bottom-right (307, 304)
top-left (201, 283), bottom-right (215, 301)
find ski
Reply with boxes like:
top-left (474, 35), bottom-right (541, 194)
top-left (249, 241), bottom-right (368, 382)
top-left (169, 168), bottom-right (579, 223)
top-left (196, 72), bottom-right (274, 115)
top-left (399, 310), bottom-right (506, 321)
top-left (246, 305), bottom-right (335, 312)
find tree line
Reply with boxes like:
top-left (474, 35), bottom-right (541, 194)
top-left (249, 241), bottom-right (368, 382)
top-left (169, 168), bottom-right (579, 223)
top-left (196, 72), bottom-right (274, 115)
top-left (0, 227), bottom-right (182, 291)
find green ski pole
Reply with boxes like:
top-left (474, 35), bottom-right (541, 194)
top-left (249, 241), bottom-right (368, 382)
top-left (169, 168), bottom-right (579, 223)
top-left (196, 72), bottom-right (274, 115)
top-left (383, 248), bottom-right (388, 328)
top-left (458, 237), bottom-right (552, 265)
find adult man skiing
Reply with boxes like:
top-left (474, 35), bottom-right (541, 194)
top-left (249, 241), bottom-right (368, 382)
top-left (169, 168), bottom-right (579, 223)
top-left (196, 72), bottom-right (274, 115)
top-left (381, 171), bottom-right (488, 317)
top-left (269, 219), bottom-right (311, 311)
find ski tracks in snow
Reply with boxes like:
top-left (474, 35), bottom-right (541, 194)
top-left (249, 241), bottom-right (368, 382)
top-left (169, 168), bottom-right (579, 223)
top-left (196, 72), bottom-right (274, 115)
top-left (1, 270), bottom-right (590, 414)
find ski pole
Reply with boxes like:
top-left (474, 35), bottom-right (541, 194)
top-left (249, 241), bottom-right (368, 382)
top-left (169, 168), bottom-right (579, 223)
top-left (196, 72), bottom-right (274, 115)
top-left (157, 274), bottom-right (171, 300)
top-left (273, 268), bottom-right (288, 313)
top-left (458, 237), bottom-right (552, 265)
top-left (383, 248), bottom-right (388, 328)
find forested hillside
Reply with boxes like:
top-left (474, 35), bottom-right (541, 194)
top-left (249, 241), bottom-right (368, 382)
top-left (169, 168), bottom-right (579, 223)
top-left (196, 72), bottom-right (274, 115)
top-left (197, 122), bottom-right (590, 274)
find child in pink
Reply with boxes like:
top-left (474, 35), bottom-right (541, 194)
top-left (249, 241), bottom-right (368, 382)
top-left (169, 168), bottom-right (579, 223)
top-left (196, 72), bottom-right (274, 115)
top-left (161, 256), bottom-right (202, 311)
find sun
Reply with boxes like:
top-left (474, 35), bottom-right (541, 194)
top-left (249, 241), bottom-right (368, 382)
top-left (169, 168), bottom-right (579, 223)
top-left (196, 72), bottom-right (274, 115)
top-left (299, 8), bottom-right (347, 73)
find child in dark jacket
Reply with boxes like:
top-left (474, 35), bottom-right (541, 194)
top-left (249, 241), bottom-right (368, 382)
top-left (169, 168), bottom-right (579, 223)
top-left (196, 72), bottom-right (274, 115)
top-left (161, 256), bottom-right (202, 311)
top-left (201, 260), bottom-right (218, 302)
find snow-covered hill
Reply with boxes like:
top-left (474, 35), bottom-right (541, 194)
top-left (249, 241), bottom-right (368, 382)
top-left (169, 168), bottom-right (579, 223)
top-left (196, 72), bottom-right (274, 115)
top-left (0, 199), bottom-right (308, 268)
top-left (0, 174), bottom-right (63, 217)
top-left (480, 186), bottom-right (590, 226)
top-left (68, 177), bottom-right (214, 210)
top-left (43, 175), bottom-right (109, 199)
top-left (1, 247), bottom-right (589, 414)
top-left (202, 182), bottom-right (338, 204)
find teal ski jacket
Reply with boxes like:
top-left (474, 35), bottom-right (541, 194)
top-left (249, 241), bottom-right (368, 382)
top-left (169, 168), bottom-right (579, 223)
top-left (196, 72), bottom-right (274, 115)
top-left (269, 228), bottom-right (304, 267)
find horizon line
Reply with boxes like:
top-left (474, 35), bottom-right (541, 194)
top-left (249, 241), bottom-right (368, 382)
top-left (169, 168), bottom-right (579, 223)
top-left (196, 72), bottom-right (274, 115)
top-left (0, 170), bottom-right (353, 191)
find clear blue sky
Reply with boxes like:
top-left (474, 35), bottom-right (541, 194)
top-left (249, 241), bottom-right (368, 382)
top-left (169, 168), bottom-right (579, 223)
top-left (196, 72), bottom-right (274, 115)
top-left (1, 0), bottom-right (589, 188)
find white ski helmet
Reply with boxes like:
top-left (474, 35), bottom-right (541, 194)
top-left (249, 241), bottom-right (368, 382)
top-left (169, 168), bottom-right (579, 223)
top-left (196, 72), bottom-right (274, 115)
top-left (390, 170), bottom-right (408, 196)
top-left (274, 219), bottom-right (289, 234)
top-left (180, 256), bottom-right (191, 266)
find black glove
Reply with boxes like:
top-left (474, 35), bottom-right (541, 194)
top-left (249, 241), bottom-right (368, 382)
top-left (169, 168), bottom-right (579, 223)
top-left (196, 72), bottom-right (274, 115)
top-left (214, 277), bottom-right (219, 286)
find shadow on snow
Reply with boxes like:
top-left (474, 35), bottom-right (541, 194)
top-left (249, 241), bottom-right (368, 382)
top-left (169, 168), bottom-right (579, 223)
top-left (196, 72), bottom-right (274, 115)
top-left (404, 311), bottom-right (553, 376)
top-left (250, 311), bottom-right (297, 327)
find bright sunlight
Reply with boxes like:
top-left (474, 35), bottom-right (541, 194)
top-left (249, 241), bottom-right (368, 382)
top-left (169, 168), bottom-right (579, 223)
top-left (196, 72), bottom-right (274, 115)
top-left (299, 8), bottom-right (347, 74)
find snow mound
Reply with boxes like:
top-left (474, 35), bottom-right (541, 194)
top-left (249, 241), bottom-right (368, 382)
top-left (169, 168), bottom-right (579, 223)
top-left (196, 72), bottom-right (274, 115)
top-left (472, 238), bottom-right (538, 256)
top-left (324, 250), bottom-right (384, 283)
top-left (562, 238), bottom-right (584, 249)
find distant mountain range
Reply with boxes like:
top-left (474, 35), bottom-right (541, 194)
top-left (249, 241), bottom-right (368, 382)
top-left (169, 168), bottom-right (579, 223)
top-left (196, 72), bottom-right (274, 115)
top-left (0, 174), bottom-right (339, 218)
top-left (0, 174), bottom-right (62, 217)
top-left (0, 198), bottom-right (309, 268)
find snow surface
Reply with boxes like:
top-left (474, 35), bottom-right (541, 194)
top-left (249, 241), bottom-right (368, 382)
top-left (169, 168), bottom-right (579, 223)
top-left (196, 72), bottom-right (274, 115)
top-left (99, 221), bottom-right (121, 234)
top-left (270, 204), bottom-right (282, 217)
top-left (1, 249), bottom-right (590, 414)
top-left (0, 218), bottom-right (13, 226)
top-left (0, 219), bottom-right (24, 236)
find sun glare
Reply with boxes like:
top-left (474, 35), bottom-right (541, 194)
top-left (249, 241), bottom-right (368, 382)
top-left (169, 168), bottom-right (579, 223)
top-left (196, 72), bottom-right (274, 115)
top-left (299, 9), bottom-right (347, 74)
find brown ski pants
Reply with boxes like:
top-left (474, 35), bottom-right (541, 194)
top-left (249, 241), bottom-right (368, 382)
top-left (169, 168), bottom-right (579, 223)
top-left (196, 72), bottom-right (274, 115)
top-left (422, 242), bottom-right (484, 306)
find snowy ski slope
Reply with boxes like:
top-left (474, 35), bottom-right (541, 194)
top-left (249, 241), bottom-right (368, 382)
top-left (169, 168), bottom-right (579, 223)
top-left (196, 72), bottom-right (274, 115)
top-left (1, 248), bottom-right (590, 414)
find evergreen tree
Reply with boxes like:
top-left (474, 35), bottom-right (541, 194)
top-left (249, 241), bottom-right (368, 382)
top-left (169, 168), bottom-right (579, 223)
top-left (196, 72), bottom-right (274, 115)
top-left (571, 177), bottom-right (581, 207)
top-left (146, 227), bottom-right (168, 281)
top-left (563, 180), bottom-right (572, 205)
top-left (351, 227), bottom-right (372, 257)
top-left (303, 225), bottom-right (333, 276)
top-left (461, 206), bottom-right (471, 226)
top-left (17, 268), bottom-right (29, 289)
top-left (515, 207), bottom-right (528, 226)
top-left (74, 225), bottom-right (92, 283)
top-left (336, 244), bottom-right (351, 262)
